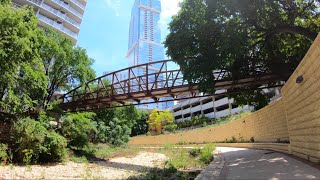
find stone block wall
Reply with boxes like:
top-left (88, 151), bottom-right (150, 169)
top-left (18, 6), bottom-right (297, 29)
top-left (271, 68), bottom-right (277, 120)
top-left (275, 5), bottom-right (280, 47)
top-left (130, 99), bottom-right (289, 145)
top-left (281, 34), bottom-right (320, 163)
top-left (130, 34), bottom-right (320, 164)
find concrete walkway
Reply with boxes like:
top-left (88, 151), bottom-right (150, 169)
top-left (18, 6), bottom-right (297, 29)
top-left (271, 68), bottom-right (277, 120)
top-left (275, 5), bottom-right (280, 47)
top-left (217, 147), bottom-right (320, 180)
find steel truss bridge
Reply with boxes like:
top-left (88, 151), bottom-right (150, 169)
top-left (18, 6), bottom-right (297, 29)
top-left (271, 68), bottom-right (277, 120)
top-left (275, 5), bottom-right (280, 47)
top-left (59, 60), bottom-right (289, 111)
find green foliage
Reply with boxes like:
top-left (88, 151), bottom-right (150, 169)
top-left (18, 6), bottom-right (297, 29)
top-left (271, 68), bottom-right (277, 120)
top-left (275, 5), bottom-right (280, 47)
top-left (0, 3), bottom-right (47, 113)
top-left (165, 0), bottom-right (320, 109)
top-left (148, 110), bottom-right (175, 134)
top-left (11, 117), bottom-right (67, 163)
top-left (61, 112), bottom-right (96, 149)
top-left (106, 117), bottom-right (131, 146)
top-left (92, 121), bottom-right (108, 143)
top-left (0, 3), bottom-right (95, 114)
top-left (188, 147), bottom-right (201, 157)
top-left (92, 143), bottom-right (140, 159)
top-left (199, 144), bottom-right (216, 165)
top-left (39, 29), bottom-right (95, 109)
top-left (165, 150), bottom-right (190, 169)
top-left (176, 115), bottom-right (211, 129)
top-left (131, 110), bottom-right (149, 136)
top-left (0, 143), bottom-right (8, 165)
top-left (156, 110), bottom-right (174, 126)
top-left (41, 131), bottom-right (68, 162)
top-left (93, 107), bottom-right (139, 146)
top-left (163, 124), bottom-right (177, 132)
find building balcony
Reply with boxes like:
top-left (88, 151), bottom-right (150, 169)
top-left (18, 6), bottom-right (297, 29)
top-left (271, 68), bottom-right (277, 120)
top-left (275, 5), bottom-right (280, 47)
top-left (37, 14), bottom-right (77, 40)
top-left (27, 0), bottom-right (41, 5)
top-left (70, 0), bottom-right (85, 10)
top-left (41, 3), bottom-right (80, 29)
top-left (52, 0), bottom-right (83, 18)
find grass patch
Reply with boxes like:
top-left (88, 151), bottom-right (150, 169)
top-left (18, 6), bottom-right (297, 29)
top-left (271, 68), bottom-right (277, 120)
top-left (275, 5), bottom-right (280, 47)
top-left (133, 144), bottom-right (216, 179)
top-left (92, 143), bottom-right (140, 159)
top-left (68, 143), bottom-right (140, 163)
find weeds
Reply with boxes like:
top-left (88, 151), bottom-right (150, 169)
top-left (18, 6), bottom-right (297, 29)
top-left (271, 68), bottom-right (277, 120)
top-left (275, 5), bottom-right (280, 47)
top-left (199, 144), bottom-right (216, 165)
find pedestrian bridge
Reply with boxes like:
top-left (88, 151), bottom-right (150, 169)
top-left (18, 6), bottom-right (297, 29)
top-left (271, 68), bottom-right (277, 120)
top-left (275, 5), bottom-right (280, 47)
top-left (59, 60), bottom-right (288, 111)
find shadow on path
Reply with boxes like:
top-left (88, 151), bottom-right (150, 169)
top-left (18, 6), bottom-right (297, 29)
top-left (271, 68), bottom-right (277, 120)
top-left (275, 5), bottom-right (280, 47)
top-left (218, 147), bottom-right (320, 180)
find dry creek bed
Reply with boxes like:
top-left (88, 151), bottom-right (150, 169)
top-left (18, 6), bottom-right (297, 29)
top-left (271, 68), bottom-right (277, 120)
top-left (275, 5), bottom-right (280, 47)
top-left (0, 152), bottom-right (167, 179)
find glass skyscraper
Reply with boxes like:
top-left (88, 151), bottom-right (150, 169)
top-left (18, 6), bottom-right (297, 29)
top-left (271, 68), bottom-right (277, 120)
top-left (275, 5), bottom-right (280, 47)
top-left (127, 0), bottom-right (173, 109)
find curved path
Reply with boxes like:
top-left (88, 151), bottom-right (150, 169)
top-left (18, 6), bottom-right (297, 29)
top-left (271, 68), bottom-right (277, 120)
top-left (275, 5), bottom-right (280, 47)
top-left (217, 147), bottom-right (320, 180)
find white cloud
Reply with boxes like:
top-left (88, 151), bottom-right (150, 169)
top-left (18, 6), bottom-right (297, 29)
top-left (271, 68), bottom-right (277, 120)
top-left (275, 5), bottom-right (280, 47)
top-left (104, 0), bottom-right (121, 16)
top-left (159, 0), bottom-right (183, 41)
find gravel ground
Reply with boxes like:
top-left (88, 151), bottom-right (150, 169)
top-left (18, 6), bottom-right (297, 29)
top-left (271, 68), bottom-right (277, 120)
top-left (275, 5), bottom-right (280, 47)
top-left (0, 152), bottom-right (167, 179)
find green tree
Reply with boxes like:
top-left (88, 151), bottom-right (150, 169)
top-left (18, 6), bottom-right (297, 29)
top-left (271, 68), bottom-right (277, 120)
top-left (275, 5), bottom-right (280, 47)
top-left (156, 110), bottom-right (174, 128)
top-left (39, 29), bottom-right (95, 110)
top-left (147, 109), bottom-right (160, 131)
top-left (165, 0), bottom-right (320, 109)
top-left (60, 112), bottom-right (96, 149)
top-left (147, 110), bottom-right (175, 133)
top-left (105, 117), bottom-right (131, 146)
top-left (131, 110), bottom-right (149, 136)
top-left (0, 2), bottom-right (47, 113)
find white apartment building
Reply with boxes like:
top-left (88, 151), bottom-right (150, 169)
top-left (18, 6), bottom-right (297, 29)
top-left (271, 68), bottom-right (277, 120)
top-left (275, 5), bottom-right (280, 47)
top-left (12, 0), bottom-right (87, 44)
top-left (170, 95), bottom-right (253, 122)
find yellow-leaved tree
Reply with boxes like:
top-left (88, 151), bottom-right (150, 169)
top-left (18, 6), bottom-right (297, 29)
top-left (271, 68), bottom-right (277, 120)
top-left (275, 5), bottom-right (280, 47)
top-left (147, 110), bottom-right (174, 134)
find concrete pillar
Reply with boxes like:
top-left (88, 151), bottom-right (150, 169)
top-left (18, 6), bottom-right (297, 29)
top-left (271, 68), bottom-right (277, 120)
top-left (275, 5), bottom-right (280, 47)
top-left (212, 96), bottom-right (216, 124)
top-left (181, 107), bottom-right (184, 121)
top-left (200, 101), bottom-right (204, 117)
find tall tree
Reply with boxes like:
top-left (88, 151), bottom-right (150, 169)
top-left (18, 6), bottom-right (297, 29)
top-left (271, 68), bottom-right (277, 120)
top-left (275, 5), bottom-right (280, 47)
top-left (39, 29), bottom-right (95, 109)
top-left (0, 2), bottom-right (47, 113)
top-left (165, 0), bottom-right (320, 109)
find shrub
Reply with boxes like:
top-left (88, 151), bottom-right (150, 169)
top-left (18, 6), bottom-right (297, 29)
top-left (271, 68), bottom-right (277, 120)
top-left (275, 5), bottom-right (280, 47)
top-left (61, 112), bottom-right (96, 149)
top-left (166, 151), bottom-right (190, 169)
top-left (203, 122), bottom-right (207, 127)
top-left (106, 117), bottom-right (131, 146)
top-left (0, 143), bottom-right (8, 165)
top-left (91, 121), bottom-right (108, 143)
top-left (163, 124), bottom-right (177, 132)
top-left (199, 144), bottom-right (216, 165)
top-left (40, 131), bottom-right (67, 162)
top-left (11, 117), bottom-right (67, 163)
top-left (188, 148), bottom-right (201, 157)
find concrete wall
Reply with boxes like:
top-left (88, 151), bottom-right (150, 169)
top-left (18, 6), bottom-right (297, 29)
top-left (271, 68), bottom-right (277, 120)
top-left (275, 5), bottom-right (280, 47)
top-left (130, 34), bottom-right (320, 163)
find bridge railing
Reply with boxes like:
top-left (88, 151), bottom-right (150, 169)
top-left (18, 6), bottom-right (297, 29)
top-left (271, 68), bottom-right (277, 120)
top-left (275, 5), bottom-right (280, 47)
top-left (60, 60), bottom-right (288, 111)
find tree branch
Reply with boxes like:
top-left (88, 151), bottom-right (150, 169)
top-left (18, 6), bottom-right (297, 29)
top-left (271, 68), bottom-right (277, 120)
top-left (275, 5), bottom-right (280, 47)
top-left (266, 25), bottom-right (318, 40)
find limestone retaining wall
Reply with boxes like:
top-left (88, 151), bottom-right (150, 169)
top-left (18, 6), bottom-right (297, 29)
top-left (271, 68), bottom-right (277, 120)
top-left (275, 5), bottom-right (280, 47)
top-left (130, 34), bottom-right (320, 164)
top-left (281, 34), bottom-right (320, 163)
top-left (130, 99), bottom-right (288, 145)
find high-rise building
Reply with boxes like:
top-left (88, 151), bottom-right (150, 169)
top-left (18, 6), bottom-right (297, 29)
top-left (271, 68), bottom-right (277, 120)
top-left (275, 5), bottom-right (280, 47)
top-left (12, 0), bottom-right (87, 45)
top-left (126, 0), bottom-right (173, 109)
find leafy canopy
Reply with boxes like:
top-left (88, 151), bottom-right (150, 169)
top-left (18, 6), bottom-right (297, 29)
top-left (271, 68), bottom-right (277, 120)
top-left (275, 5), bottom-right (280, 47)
top-left (40, 29), bottom-right (95, 109)
top-left (147, 109), bottom-right (174, 131)
top-left (165, 0), bottom-right (320, 108)
top-left (0, 2), bottom-right (95, 113)
top-left (0, 2), bottom-right (47, 113)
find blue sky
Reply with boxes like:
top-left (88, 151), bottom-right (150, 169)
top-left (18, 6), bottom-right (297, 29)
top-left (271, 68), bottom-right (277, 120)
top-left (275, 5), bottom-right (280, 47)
top-left (77, 0), bottom-right (182, 77)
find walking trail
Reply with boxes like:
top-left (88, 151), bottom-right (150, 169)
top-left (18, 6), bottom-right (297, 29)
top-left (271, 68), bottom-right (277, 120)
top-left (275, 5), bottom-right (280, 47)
top-left (216, 147), bottom-right (320, 180)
